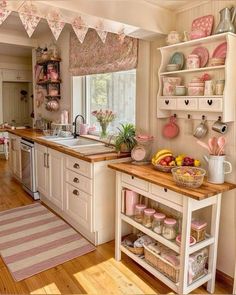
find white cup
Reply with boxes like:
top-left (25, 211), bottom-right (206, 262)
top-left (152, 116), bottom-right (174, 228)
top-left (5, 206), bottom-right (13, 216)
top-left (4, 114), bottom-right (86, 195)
top-left (204, 80), bottom-right (215, 96)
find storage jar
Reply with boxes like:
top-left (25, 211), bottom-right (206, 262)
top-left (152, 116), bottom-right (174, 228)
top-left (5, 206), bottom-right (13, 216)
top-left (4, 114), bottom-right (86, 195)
top-left (175, 86), bottom-right (186, 96)
top-left (162, 77), bottom-right (182, 96)
top-left (215, 80), bottom-right (225, 95)
top-left (191, 220), bottom-right (207, 242)
top-left (142, 208), bottom-right (156, 228)
top-left (152, 212), bottom-right (166, 234)
top-left (186, 54), bottom-right (200, 69)
top-left (162, 218), bottom-right (177, 240)
top-left (134, 204), bottom-right (147, 223)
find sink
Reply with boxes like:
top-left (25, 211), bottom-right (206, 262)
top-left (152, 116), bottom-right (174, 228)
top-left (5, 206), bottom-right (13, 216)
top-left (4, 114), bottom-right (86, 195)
top-left (56, 138), bottom-right (104, 148)
top-left (39, 136), bottom-right (74, 141)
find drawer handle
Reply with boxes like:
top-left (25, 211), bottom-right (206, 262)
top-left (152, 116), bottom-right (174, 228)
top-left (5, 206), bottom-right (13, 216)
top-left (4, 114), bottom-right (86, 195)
top-left (164, 188), bottom-right (168, 192)
top-left (207, 99), bottom-right (213, 106)
top-left (131, 176), bottom-right (134, 179)
top-left (73, 177), bottom-right (79, 183)
top-left (73, 163), bottom-right (80, 169)
top-left (184, 100), bottom-right (189, 105)
top-left (165, 100), bottom-right (169, 105)
top-left (73, 189), bottom-right (80, 196)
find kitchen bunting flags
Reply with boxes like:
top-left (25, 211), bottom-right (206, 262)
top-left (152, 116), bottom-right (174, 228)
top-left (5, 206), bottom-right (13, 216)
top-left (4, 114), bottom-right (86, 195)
top-left (72, 16), bottom-right (88, 43)
top-left (95, 20), bottom-right (108, 43)
top-left (0, 0), bottom-right (11, 26)
top-left (47, 10), bottom-right (65, 41)
top-left (19, 2), bottom-right (41, 37)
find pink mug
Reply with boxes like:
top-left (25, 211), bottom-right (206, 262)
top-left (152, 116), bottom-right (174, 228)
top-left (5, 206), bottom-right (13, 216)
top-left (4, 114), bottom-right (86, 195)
top-left (125, 190), bottom-right (139, 216)
top-left (79, 124), bottom-right (89, 135)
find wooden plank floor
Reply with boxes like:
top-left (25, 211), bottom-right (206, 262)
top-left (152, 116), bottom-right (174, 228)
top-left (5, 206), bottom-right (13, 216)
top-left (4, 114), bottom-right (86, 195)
top-left (0, 158), bottom-right (232, 294)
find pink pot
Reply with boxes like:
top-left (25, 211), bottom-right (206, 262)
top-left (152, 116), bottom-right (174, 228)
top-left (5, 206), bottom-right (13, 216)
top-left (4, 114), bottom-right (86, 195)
top-left (188, 86), bottom-right (204, 96)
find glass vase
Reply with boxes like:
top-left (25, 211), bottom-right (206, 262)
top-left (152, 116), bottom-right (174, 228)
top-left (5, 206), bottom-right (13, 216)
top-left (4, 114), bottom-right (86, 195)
top-left (100, 122), bottom-right (109, 139)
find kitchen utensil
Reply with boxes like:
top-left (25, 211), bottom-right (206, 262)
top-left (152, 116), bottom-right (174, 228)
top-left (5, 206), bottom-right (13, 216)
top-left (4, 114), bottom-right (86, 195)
top-left (171, 167), bottom-right (206, 188)
top-left (175, 86), bottom-right (186, 96)
top-left (166, 64), bottom-right (180, 72)
top-left (162, 77), bottom-right (182, 96)
top-left (191, 15), bottom-right (214, 36)
top-left (212, 42), bottom-right (227, 58)
top-left (212, 117), bottom-right (228, 134)
top-left (215, 7), bottom-right (235, 34)
top-left (162, 115), bottom-right (179, 139)
top-left (169, 52), bottom-right (185, 70)
top-left (196, 139), bottom-right (212, 153)
top-left (208, 136), bottom-right (217, 154)
top-left (216, 136), bottom-right (226, 155)
top-left (193, 116), bottom-right (208, 138)
top-left (204, 155), bottom-right (232, 184)
top-left (204, 80), bottom-right (215, 96)
top-left (191, 47), bottom-right (209, 67)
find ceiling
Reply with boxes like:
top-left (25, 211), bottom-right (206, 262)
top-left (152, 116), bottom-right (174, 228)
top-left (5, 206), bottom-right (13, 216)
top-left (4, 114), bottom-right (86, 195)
top-left (143, 0), bottom-right (190, 10)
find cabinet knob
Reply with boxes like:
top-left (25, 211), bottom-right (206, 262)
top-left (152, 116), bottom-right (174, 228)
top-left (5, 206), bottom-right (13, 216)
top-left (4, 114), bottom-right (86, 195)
top-left (164, 188), bottom-right (168, 192)
top-left (73, 189), bottom-right (80, 196)
top-left (165, 100), bottom-right (169, 105)
top-left (207, 99), bottom-right (213, 106)
top-left (73, 177), bottom-right (79, 183)
top-left (73, 163), bottom-right (80, 169)
top-left (184, 100), bottom-right (189, 105)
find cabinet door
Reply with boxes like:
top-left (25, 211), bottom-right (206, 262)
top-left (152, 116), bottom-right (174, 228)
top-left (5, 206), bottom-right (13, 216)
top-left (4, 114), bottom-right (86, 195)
top-left (17, 70), bottom-right (32, 82)
top-left (8, 134), bottom-right (20, 179)
top-left (48, 148), bottom-right (64, 210)
top-left (64, 183), bottom-right (92, 231)
top-left (2, 69), bottom-right (32, 82)
top-left (15, 136), bottom-right (22, 180)
top-left (177, 98), bottom-right (198, 111)
top-left (8, 135), bottom-right (15, 173)
top-left (198, 98), bottom-right (223, 112)
top-left (159, 98), bottom-right (176, 110)
top-left (35, 143), bottom-right (48, 197)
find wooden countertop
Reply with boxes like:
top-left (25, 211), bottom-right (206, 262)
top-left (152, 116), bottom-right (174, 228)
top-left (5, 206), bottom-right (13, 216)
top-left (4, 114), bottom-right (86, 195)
top-left (7, 129), bottom-right (129, 163)
top-left (108, 162), bottom-right (236, 200)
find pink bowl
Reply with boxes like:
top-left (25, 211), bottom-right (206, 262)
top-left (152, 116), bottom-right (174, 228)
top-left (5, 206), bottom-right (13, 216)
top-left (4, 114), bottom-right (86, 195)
top-left (189, 29), bottom-right (207, 40)
top-left (188, 86), bottom-right (204, 96)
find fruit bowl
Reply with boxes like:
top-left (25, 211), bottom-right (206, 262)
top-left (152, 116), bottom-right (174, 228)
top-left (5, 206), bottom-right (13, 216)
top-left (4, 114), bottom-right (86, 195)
top-left (153, 163), bottom-right (175, 173)
top-left (171, 166), bottom-right (206, 188)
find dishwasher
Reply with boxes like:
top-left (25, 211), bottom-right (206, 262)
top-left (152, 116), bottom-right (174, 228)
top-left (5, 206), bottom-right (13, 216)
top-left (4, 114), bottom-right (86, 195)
top-left (20, 138), bottom-right (39, 200)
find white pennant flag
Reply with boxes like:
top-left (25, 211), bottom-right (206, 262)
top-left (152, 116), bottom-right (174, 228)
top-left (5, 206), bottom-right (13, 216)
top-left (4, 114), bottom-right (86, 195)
top-left (0, 0), bottom-right (11, 26)
top-left (19, 2), bottom-right (41, 37)
top-left (47, 10), bottom-right (65, 41)
top-left (95, 20), bottom-right (107, 43)
top-left (72, 16), bottom-right (88, 43)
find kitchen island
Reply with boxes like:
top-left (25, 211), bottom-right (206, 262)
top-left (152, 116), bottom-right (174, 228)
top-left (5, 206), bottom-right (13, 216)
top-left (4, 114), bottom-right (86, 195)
top-left (109, 162), bottom-right (236, 294)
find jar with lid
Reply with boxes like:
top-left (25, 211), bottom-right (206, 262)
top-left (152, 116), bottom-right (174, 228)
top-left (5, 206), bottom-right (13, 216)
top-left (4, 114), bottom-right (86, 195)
top-left (134, 204), bottom-right (147, 223)
top-left (215, 80), bottom-right (225, 95)
top-left (152, 212), bottom-right (166, 234)
top-left (162, 218), bottom-right (177, 240)
top-left (142, 208), bottom-right (155, 228)
top-left (187, 54), bottom-right (200, 69)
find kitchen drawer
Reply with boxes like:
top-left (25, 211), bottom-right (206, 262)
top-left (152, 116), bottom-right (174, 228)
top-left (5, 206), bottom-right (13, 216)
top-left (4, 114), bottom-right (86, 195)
top-left (159, 98), bottom-right (176, 110)
top-left (122, 173), bottom-right (148, 191)
top-left (151, 184), bottom-right (183, 206)
top-left (66, 155), bottom-right (92, 178)
top-left (198, 98), bottom-right (223, 112)
top-left (177, 98), bottom-right (198, 111)
top-left (64, 183), bottom-right (92, 231)
top-left (66, 169), bottom-right (92, 195)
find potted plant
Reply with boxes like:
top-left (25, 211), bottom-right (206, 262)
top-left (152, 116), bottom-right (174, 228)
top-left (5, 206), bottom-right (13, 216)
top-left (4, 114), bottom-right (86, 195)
top-left (115, 123), bottom-right (136, 152)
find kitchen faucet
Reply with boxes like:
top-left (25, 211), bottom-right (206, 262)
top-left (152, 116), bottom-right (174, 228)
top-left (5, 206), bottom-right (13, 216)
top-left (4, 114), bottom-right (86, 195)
top-left (73, 114), bottom-right (85, 138)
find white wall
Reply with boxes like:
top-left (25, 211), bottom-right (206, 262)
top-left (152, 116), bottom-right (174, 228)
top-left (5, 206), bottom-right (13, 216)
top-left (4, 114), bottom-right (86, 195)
top-left (150, 1), bottom-right (236, 278)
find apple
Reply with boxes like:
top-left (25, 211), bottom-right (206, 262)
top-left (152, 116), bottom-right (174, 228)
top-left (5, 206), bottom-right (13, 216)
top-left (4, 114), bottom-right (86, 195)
top-left (164, 156), bottom-right (172, 164)
top-left (159, 159), bottom-right (167, 166)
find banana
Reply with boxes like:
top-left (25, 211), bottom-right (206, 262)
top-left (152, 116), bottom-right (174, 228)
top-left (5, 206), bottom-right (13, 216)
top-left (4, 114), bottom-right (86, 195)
top-left (153, 149), bottom-right (172, 160)
top-left (154, 153), bottom-right (173, 164)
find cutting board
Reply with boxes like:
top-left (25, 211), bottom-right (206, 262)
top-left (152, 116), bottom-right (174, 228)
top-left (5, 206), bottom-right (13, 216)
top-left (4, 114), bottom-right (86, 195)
top-left (74, 145), bottom-right (116, 155)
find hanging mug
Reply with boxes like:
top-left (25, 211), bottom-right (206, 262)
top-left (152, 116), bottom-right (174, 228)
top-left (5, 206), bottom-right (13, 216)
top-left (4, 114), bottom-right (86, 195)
top-left (212, 117), bottom-right (228, 134)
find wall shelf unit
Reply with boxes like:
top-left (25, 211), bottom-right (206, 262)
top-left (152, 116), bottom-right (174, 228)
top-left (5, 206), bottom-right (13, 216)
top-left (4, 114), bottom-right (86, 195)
top-left (157, 32), bottom-right (236, 121)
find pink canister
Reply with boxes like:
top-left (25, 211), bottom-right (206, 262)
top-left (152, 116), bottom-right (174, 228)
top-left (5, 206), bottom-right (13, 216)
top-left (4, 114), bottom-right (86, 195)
top-left (187, 54), bottom-right (200, 69)
top-left (125, 190), bottom-right (139, 216)
top-left (163, 77), bottom-right (182, 96)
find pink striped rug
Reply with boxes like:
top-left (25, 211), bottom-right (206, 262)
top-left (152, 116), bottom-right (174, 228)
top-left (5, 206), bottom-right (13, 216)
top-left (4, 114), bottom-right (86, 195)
top-left (0, 203), bottom-right (96, 281)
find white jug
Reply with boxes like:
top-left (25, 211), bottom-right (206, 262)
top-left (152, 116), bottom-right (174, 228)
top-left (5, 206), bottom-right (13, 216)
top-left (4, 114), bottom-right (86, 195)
top-left (204, 155), bottom-right (232, 184)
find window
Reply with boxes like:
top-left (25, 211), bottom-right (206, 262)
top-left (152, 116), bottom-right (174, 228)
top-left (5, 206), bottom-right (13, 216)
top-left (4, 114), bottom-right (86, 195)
top-left (77, 70), bottom-right (136, 133)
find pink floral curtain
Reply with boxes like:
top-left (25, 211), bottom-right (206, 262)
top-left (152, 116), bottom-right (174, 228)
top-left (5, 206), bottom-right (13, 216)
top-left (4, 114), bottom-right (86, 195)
top-left (69, 29), bottom-right (138, 76)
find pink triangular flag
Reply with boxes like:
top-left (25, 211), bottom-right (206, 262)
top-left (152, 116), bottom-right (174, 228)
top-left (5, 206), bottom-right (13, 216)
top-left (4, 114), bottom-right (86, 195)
top-left (72, 16), bottom-right (88, 43)
top-left (19, 3), bottom-right (41, 38)
top-left (47, 11), bottom-right (65, 41)
top-left (0, 0), bottom-right (11, 26)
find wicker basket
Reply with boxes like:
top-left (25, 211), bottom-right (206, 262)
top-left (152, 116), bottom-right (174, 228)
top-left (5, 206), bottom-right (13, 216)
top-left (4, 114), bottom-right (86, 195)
top-left (143, 244), bottom-right (180, 283)
top-left (191, 227), bottom-right (206, 242)
top-left (125, 244), bottom-right (144, 255)
top-left (153, 164), bottom-right (175, 173)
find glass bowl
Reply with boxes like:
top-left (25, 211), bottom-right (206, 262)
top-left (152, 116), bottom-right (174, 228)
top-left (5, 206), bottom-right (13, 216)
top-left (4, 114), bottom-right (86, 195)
top-left (171, 166), bottom-right (206, 188)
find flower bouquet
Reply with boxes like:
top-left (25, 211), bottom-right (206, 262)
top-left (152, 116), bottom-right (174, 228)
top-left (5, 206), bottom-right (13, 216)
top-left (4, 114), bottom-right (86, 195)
top-left (91, 109), bottom-right (116, 138)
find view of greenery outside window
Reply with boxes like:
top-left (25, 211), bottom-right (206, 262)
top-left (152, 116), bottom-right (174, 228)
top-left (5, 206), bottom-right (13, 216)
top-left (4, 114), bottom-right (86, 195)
top-left (85, 69), bottom-right (136, 133)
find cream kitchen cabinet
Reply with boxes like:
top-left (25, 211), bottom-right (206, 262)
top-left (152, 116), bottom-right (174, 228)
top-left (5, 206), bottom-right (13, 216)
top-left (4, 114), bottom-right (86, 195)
top-left (35, 144), bottom-right (63, 210)
top-left (2, 69), bottom-right (32, 82)
top-left (8, 133), bottom-right (21, 181)
top-left (157, 32), bottom-right (236, 121)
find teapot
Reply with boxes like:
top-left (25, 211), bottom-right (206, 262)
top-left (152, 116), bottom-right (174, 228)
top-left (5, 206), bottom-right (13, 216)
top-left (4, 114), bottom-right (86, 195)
top-left (215, 7), bottom-right (236, 34)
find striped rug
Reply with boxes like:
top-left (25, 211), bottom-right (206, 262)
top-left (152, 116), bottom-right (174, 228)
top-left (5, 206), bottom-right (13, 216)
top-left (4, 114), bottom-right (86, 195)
top-left (0, 203), bottom-right (96, 281)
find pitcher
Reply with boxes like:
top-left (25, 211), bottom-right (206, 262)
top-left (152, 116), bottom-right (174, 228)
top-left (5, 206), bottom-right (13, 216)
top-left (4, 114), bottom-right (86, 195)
top-left (204, 155), bottom-right (232, 184)
top-left (215, 7), bottom-right (235, 34)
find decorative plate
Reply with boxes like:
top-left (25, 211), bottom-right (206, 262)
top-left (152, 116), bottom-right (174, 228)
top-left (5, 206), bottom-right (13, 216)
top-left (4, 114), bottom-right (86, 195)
top-left (169, 52), bottom-right (185, 70)
top-left (191, 15), bottom-right (214, 36)
top-left (191, 46), bottom-right (209, 67)
top-left (212, 42), bottom-right (227, 58)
